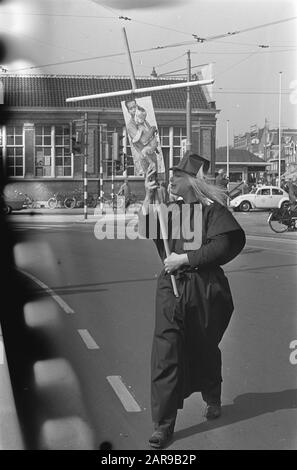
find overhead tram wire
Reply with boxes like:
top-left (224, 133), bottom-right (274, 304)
top-left (2, 6), bottom-right (297, 46)
top-left (8, 15), bottom-right (297, 73)
top-left (157, 62), bottom-right (214, 77)
top-left (212, 90), bottom-right (291, 95)
top-left (2, 10), bottom-right (296, 51)
top-left (155, 53), bottom-right (187, 69)
top-left (88, 1), bottom-right (297, 46)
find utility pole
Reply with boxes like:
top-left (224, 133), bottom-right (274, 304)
top-left (186, 50), bottom-right (192, 152)
top-left (278, 72), bottom-right (282, 187)
top-left (226, 120), bottom-right (230, 205)
top-left (83, 112), bottom-right (88, 220)
top-left (226, 120), bottom-right (230, 178)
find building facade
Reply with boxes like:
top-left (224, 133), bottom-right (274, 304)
top-left (216, 147), bottom-right (268, 187)
top-left (0, 75), bottom-right (218, 201)
top-left (233, 122), bottom-right (297, 182)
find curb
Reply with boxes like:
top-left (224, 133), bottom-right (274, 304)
top-left (10, 213), bottom-right (138, 225)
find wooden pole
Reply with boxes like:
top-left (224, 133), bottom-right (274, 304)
top-left (122, 28), bottom-right (137, 91)
top-left (120, 27), bottom-right (179, 297)
top-left (155, 191), bottom-right (179, 298)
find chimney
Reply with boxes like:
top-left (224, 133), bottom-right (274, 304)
top-left (150, 67), bottom-right (158, 78)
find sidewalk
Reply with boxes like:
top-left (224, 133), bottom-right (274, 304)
top-left (10, 207), bottom-right (139, 224)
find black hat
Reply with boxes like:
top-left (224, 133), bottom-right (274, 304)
top-left (170, 151), bottom-right (210, 176)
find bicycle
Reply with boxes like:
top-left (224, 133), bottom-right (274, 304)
top-left (64, 189), bottom-right (99, 209)
top-left (22, 193), bottom-right (37, 209)
top-left (268, 205), bottom-right (297, 233)
top-left (47, 192), bottom-right (70, 209)
top-left (13, 190), bottom-right (37, 209)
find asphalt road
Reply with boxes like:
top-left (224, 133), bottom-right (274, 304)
top-left (7, 210), bottom-right (297, 450)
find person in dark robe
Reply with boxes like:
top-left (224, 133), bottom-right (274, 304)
top-left (138, 152), bottom-right (246, 449)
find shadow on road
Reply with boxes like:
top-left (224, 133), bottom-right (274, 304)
top-left (174, 389), bottom-right (297, 444)
top-left (30, 277), bottom-right (157, 296)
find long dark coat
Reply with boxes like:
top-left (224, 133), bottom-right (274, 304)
top-left (138, 200), bottom-right (246, 428)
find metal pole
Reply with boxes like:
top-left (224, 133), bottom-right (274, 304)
top-left (226, 120), bottom-right (230, 178)
top-left (186, 50), bottom-right (192, 152)
top-left (122, 27), bottom-right (137, 90)
top-left (99, 124), bottom-right (104, 210)
top-left (278, 71), bottom-right (282, 187)
top-left (226, 120), bottom-right (230, 205)
top-left (111, 146), bottom-right (115, 210)
top-left (83, 112), bottom-right (88, 220)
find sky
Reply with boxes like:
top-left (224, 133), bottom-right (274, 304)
top-left (0, 0), bottom-right (297, 146)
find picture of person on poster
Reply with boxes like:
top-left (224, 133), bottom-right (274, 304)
top-left (122, 96), bottom-right (165, 178)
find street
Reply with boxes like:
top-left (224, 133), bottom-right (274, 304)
top-left (8, 209), bottom-right (297, 450)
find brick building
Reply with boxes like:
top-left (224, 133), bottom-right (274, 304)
top-left (0, 74), bottom-right (218, 201)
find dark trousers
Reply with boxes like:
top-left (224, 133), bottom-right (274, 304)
top-left (151, 272), bottom-right (225, 432)
top-left (151, 328), bottom-right (222, 432)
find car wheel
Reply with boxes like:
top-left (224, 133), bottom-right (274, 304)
top-left (239, 201), bottom-right (251, 212)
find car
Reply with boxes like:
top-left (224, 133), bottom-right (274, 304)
top-left (230, 185), bottom-right (290, 212)
top-left (1, 190), bottom-right (26, 214)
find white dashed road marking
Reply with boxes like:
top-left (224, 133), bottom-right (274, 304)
top-left (77, 329), bottom-right (100, 350)
top-left (106, 376), bottom-right (142, 412)
top-left (20, 270), bottom-right (75, 314)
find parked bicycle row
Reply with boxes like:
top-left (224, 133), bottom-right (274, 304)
top-left (0, 189), bottom-right (140, 213)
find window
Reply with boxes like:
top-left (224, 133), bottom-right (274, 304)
top-left (35, 125), bottom-right (52, 177)
top-left (160, 127), bottom-right (170, 147)
top-left (55, 125), bottom-right (71, 177)
top-left (229, 172), bottom-right (242, 183)
top-left (124, 134), bottom-right (135, 177)
top-left (125, 147), bottom-right (135, 176)
top-left (259, 188), bottom-right (270, 195)
top-left (35, 124), bottom-right (72, 177)
top-left (101, 129), bottom-right (124, 177)
top-left (272, 188), bottom-right (283, 195)
top-left (6, 125), bottom-right (24, 177)
top-left (172, 127), bottom-right (186, 166)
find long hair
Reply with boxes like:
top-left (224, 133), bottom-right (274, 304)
top-left (186, 171), bottom-right (227, 206)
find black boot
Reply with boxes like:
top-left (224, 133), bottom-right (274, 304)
top-left (149, 427), bottom-right (174, 449)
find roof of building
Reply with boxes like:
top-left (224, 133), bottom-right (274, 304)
top-left (216, 147), bottom-right (267, 164)
top-left (0, 74), bottom-right (211, 110)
